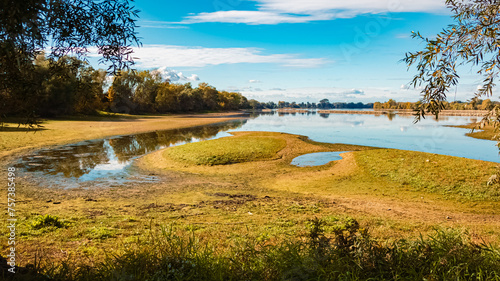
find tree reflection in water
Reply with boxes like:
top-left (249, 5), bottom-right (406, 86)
top-left (16, 120), bottom-right (246, 184)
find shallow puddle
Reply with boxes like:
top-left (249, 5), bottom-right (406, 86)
top-left (291, 151), bottom-right (350, 167)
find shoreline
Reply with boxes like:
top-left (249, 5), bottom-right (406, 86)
top-left (0, 111), bottom-right (249, 159)
top-left (254, 108), bottom-right (489, 116)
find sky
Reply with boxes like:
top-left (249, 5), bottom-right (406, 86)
top-left (97, 0), bottom-right (494, 104)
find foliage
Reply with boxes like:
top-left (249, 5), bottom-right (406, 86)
top-left (12, 220), bottom-right (500, 280)
top-left (164, 135), bottom-right (286, 165)
top-left (30, 214), bottom-right (66, 230)
top-left (0, 59), bottom-right (251, 120)
top-left (373, 98), bottom-right (498, 110)
top-left (0, 0), bottom-right (140, 125)
top-left (1, 55), bottom-right (107, 117)
top-left (404, 0), bottom-right (500, 127)
top-left (270, 100), bottom-right (373, 110)
top-left (105, 71), bottom-right (251, 114)
top-left (251, 98), bottom-right (495, 111)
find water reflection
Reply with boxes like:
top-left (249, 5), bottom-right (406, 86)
top-left (232, 112), bottom-right (499, 163)
top-left (16, 120), bottom-right (246, 188)
top-left (14, 111), bottom-right (500, 189)
top-left (265, 110), bottom-right (405, 122)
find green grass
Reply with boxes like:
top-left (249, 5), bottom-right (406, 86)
top-left (9, 219), bottom-right (500, 281)
top-left (30, 215), bottom-right (67, 230)
top-left (356, 149), bottom-right (500, 201)
top-left (451, 123), bottom-right (497, 141)
top-left (164, 134), bottom-right (287, 165)
top-left (5, 132), bottom-right (500, 280)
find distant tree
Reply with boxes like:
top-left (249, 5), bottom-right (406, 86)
top-left (0, 0), bottom-right (140, 125)
top-left (155, 83), bottom-right (184, 112)
top-left (248, 99), bottom-right (262, 110)
top-left (482, 99), bottom-right (493, 111)
top-left (266, 101), bottom-right (277, 109)
top-left (404, 0), bottom-right (500, 132)
top-left (133, 70), bottom-right (161, 113)
top-left (319, 99), bottom-right (330, 109)
top-left (177, 83), bottom-right (196, 112)
top-left (382, 99), bottom-right (397, 109)
top-left (199, 83), bottom-right (219, 111)
top-left (107, 70), bottom-right (138, 113)
top-left (219, 91), bottom-right (246, 110)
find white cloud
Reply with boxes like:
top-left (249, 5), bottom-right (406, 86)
top-left (184, 10), bottom-right (334, 25)
top-left (240, 86), bottom-right (416, 102)
top-left (226, 85), bottom-right (264, 92)
top-left (181, 0), bottom-right (447, 25)
top-left (138, 20), bottom-right (189, 29)
top-left (128, 45), bottom-right (327, 68)
top-left (155, 67), bottom-right (200, 82)
top-left (345, 88), bottom-right (364, 95)
top-left (256, 0), bottom-right (446, 14)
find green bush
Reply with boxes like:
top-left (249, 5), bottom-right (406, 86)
top-left (30, 214), bottom-right (66, 230)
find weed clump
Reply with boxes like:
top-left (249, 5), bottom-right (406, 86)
top-left (30, 215), bottom-right (66, 230)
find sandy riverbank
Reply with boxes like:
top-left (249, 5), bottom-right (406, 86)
top-left (0, 112), bottom-right (248, 159)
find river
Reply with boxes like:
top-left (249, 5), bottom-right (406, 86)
top-left (13, 112), bottom-right (498, 188)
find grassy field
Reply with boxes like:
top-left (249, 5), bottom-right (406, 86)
top-left (164, 133), bottom-right (286, 165)
top-left (2, 130), bottom-right (500, 279)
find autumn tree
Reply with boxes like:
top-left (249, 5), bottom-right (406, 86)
top-left (107, 70), bottom-right (138, 113)
top-left (0, 0), bottom-right (140, 125)
top-left (198, 83), bottom-right (219, 111)
top-left (404, 0), bottom-right (500, 134)
top-left (133, 70), bottom-right (161, 113)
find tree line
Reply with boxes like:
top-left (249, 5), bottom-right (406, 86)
top-left (2, 54), bottom-right (495, 119)
top-left (0, 55), bottom-right (251, 118)
top-left (248, 99), bottom-right (374, 110)
top-left (248, 98), bottom-right (498, 111)
top-left (373, 99), bottom-right (498, 111)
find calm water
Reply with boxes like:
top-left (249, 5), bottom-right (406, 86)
top-left (15, 120), bottom-right (246, 188)
top-left (14, 112), bottom-right (498, 188)
top-left (234, 112), bottom-right (497, 162)
top-left (291, 151), bottom-right (350, 167)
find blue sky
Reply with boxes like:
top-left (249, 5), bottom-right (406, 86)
top-left (107, 0), bottom-right (489, 103)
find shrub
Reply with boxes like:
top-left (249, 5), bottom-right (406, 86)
top-left (30, 215), bottom-right (66, 230)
